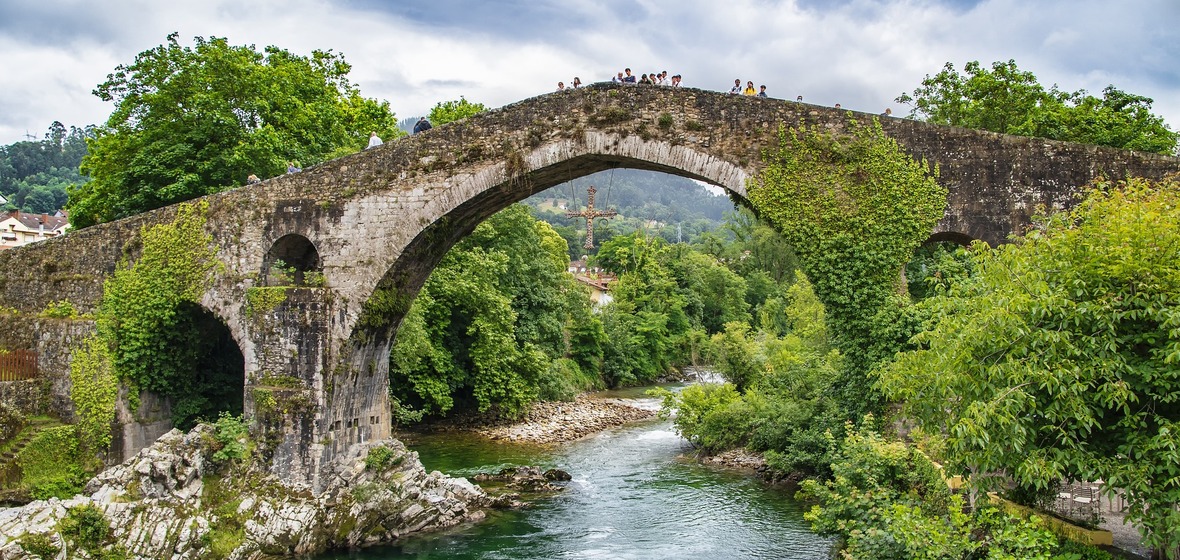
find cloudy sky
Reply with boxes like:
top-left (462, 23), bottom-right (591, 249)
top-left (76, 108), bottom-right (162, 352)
top-left (1, 0), bottom-right (1177, 145)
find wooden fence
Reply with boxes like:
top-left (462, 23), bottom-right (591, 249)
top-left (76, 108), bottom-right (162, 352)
top-left (0, 350), bottom-right (38, 381)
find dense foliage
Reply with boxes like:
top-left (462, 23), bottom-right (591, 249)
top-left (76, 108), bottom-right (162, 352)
top-left (748, 118), bottom-right (946, 417)
top-left (389, 198), bottom-right (790, 419)
top-left (897, 60), bottom-right (1177, 155)
top-left (14, 425), bottom-right (88, 500)
top-left (878, 176), bottom-right (1180, 554)
top-left (427, 97), bottom-right (488, 126)
top-left (654, 272), bottom-right (844, 476)
top-left (799, 423), bottom-right (1110, 559)
top-left (94, 201), bottom-right (243, 429)
top-left (0, 122), bottom-right (91, 214)
top-left (70, 33), bottom-right (402, 227)
top-left (389, 205), bottom-right (598, 417)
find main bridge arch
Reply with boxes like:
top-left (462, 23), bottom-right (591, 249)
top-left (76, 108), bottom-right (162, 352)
top-left (1, 84), bottom-right (1177, 490)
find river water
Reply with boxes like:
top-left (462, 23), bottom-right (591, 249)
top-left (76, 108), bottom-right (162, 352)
top-left (317, 386), bottom-right (830, 559)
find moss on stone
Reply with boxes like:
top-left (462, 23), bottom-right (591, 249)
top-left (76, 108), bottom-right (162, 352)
top-left (245, 286), bottom-right (288, 317)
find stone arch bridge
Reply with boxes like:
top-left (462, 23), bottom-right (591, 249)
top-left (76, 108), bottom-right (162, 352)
top-left (1, 84), bottom-right (1177, 491)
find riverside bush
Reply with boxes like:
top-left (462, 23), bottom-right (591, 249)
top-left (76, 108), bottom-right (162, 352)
top-left (799, 422), bottom-right (1115, 559)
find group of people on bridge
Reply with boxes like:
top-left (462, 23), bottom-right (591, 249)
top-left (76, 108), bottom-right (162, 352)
top-left (607, 68), bottom-right (683, 87)
top-left (552, 67), bottom-right (903, 116)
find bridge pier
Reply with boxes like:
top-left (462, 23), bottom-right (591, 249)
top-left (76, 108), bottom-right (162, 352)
top-left (243, 287), bottom-right (333, 488)
top-left (240, 286), bottom-right (392, 490)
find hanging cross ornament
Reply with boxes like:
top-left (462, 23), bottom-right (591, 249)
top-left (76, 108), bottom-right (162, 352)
top-left (565, 186), bottom-right (618, 249)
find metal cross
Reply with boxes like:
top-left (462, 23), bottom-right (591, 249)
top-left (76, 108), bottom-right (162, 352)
top-left (565, 186), bottom-right (618, 249)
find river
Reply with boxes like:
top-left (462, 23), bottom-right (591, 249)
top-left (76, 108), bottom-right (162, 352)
top-left (316, 385), bottom-right (830, 559)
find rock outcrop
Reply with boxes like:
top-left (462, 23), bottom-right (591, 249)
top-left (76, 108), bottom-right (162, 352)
top-left (0, 424), bottom-right (488, 559)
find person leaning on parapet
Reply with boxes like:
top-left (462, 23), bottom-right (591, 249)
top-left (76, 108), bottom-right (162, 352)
top-left (639, 73), bottom-right (652, 85)
top-left (730, 79), bottom-right (742, 94)
top-left (413, 117), bottom-right (433, 134)
top-left (612, 71), bottom-right (624, 84)
top-left (758, 85), bottom-right (768, 97)
top-left (623, 68), bottom-right (636, 83)
top-left (286, 161), bottom-right (301, 173)
top-left (671, 74), bottom-right (682, 87)
top-left (247, 174), bottom-right (261, 185)
top-left (881, 108), bottom-right (892, 117)
top-left (743, 81), bottom-right (756, 95)
top-left (367, 131), bottom-right (383, 149)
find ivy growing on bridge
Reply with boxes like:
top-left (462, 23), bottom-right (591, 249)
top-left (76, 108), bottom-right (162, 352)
top-left (76, 200), bottom-right (242, 434)
top-left (747, 118), bottom-right (946, 417)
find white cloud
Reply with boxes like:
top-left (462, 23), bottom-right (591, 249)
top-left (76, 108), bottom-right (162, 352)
top-left (1, 0), bottom-right (1178, 144)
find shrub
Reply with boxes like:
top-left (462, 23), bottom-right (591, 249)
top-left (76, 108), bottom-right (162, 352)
top-left (39, 300), bottom-right (77, 318)
top-left (18, 533), bottom-right (59, 560)
top-left (59, 504), bottom-right (121, 558)
top-left (364, 445), bottom-right (403, 471)
top-left (652, 383), bottom-right (743, 451)
top-left (210, 413), bottom-right (249, 463)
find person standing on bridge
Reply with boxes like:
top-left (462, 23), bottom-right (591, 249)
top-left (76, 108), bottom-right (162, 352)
top-left (286, 161), bottom-right (301, 173)
top-left (557, 81), bottom-right (566, 91)
top-left (413, 117), bottom-right (433, 134)
top-left (623, 68), bottom-right (636, 84)
top-left (730, 79), bottom-right (742, 94)
top-left (758, 85), bottom-right (768, 97)
top-left (572, 77), bottom-right (582, 88)
top-left (367, 131), bottom-right (383, 149)
top-left (612, 71), bottom-right (624, 84)
top-left (743, 81), bottom-right (757, 95)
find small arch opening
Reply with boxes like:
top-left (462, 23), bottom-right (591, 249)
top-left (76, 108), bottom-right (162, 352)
top-left (264, 234), bottom-right (322, 286)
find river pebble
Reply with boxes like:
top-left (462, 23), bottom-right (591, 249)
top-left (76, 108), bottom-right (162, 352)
top-left (417, 396), bottom-right (656, 444)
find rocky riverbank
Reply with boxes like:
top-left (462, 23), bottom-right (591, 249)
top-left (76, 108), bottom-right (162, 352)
top-left (0, 424), bottom-right (488, 559)
top-left (411, 395), bottom-right (657, 444)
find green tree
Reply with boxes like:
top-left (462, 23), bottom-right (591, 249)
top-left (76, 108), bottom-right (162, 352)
top-left (389, 204), bottom-right (599, 417)
top-left (0, 122), bottom-right (92, 213)
top-left (877, 176), bottom-right (1180, 556)
top-left (668, 247), bottom-right (751, 334)
top-left (427, 97), bottom-right (489, 126)
top-left (70, 33), bottom-right (401, 227)
top-left (897, 60), bottom-right (1177, 155)
top-left (710, 322), bottom-right (762, 392)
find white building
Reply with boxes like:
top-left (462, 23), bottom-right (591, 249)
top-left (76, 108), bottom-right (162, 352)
top-left (0, 211), bottom-right (70, 250)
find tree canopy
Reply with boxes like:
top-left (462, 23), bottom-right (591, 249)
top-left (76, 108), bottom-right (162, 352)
top-left (877, 175), bottom-right (1180, 553)
top-left (897, 60), bottom-right (1178, 155)
top-left (0, 122), bottom-right (92, 214)
top-left (70, 33), bottom-right (402, 228)
top-left (427, 97), bottom-right (488, 126)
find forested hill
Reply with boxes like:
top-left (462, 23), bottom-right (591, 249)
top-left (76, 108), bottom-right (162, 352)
top-left (0, 122), bottom-right (92, 214)
top-left (525, 169), bottom-right (736, 257)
